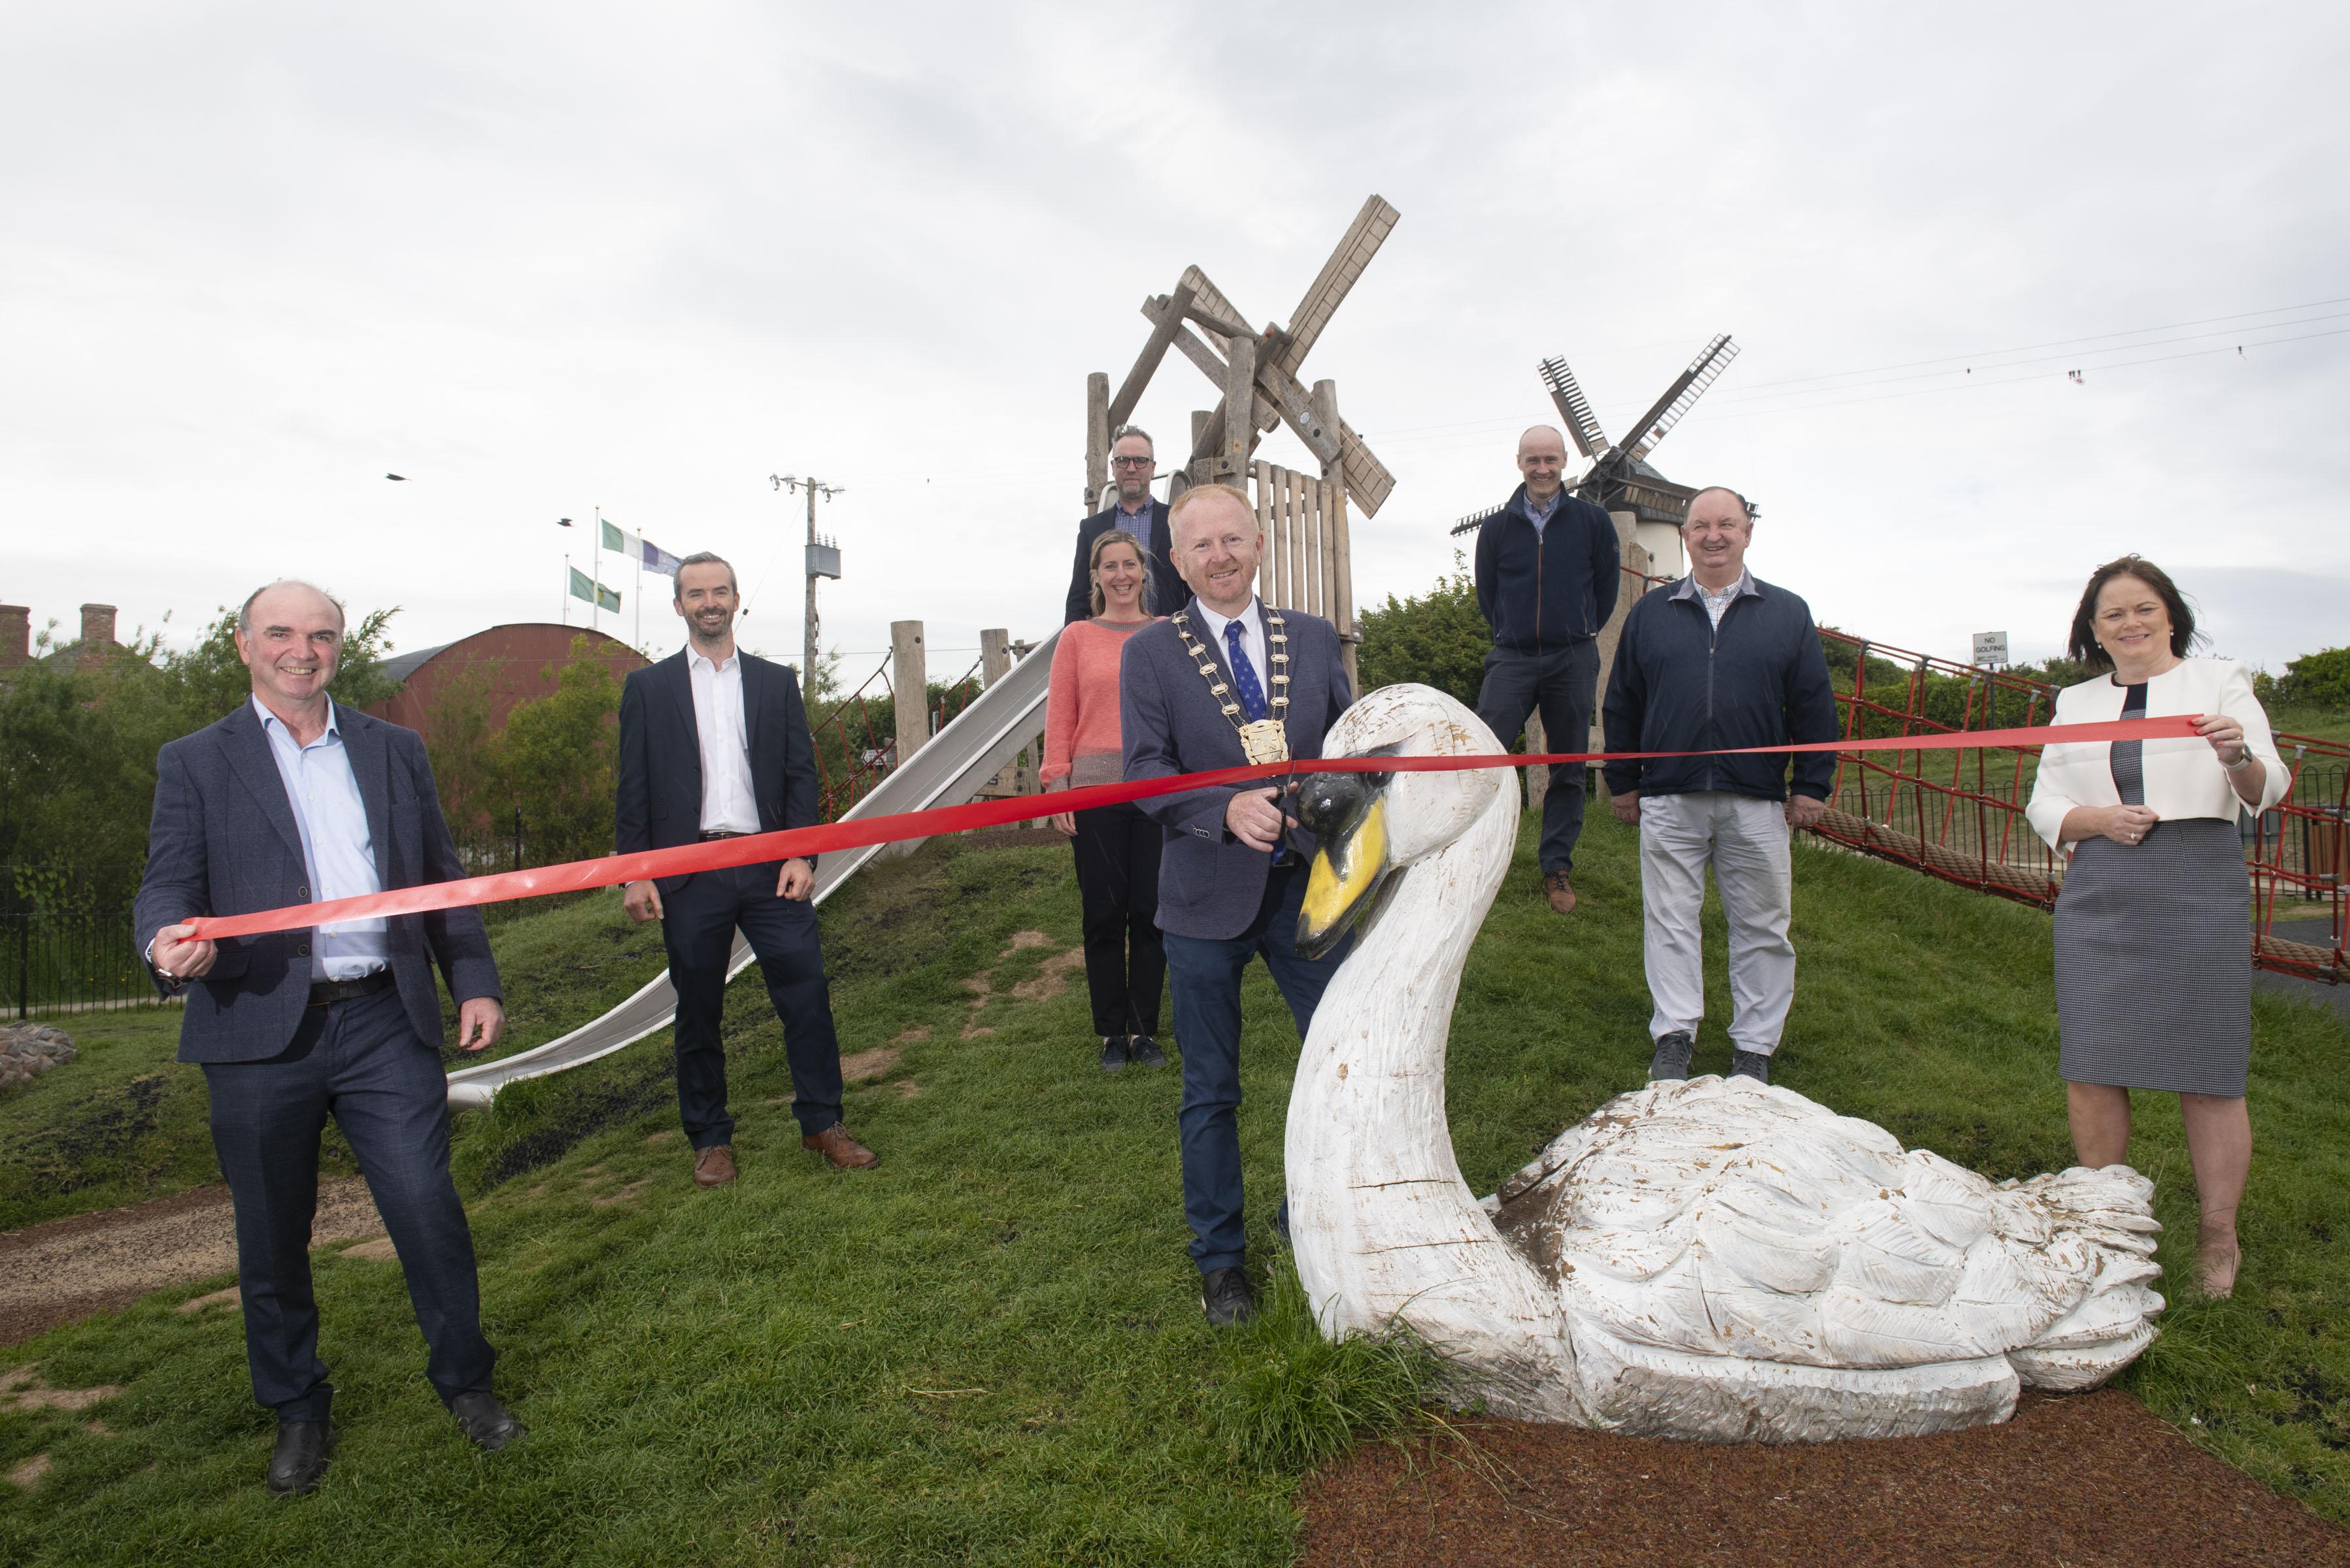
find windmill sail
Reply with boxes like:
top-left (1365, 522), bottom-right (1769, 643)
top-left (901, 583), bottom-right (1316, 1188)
top-left (1620, 335), bottom-right (1738, 465)
top-left (1536, 355), bottom-right (1611, 460)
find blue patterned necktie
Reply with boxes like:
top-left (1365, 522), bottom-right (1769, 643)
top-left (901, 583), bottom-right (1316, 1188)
top-left (1223, 618), bottom-right (1269, 722)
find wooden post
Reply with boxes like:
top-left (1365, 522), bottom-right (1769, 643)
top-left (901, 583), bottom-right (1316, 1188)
top-left (891, 620), bottom-right (927, 768)
top-left (1220, 332), bottom-right (1256, 486)
top-left (979, 627), bottom-right (1020, 804)
top-left (1252, 460), bottom-right (1274, 603)
top-left (1525, 712), bottom-right (1549, 813)
top-left (1084, 371), bottom-right (1110, 514)
top-left (1311, 380), bottom-right (1359, 690)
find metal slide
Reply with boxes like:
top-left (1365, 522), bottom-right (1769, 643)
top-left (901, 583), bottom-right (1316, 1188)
top-left (445, 629), bottom-right (1063, 1108)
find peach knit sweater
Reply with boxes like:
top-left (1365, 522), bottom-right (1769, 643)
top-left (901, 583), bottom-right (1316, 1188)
top-left (1041, 617), bottom-right (1156, 791)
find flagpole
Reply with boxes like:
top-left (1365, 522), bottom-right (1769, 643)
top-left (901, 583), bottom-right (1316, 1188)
top-left (634, 555), bottom-right (643, 650)
top-left (591, 507), bottom-right (602, 635)
top-left (562, 554), bottom-right (569, 626)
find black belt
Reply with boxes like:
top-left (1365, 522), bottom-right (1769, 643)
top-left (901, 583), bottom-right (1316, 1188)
top-left (307, 969), bottom-right (395, 1008)
top-left (698, 830), bottom-right (749, 841)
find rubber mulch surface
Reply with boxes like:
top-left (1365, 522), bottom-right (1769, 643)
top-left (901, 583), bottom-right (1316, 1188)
top-left (1296, 1391), bottom-right (2350, 1567)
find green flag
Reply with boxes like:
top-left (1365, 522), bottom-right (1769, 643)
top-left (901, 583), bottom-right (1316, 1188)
top-left (600, 518), bottom-right (626, 554)
top-left (569, 567), bottom-right (621, 613)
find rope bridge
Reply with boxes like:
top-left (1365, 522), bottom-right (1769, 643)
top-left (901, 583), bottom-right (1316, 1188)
top-left (1807, 628), bottom-right (2347, 986)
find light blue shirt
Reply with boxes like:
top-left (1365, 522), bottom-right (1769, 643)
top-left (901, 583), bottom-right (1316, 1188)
top-left (1523, 488), bottom-right (1563, 535)
top-left (253, 696), bottom-right (388, 980)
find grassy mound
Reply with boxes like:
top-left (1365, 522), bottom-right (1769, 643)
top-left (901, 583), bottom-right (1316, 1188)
top-left (1, 810), bottom-right (2344, 1563)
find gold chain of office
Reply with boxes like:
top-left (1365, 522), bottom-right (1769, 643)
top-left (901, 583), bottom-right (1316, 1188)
top-left (1171, 606), bottom-right (1292, 765)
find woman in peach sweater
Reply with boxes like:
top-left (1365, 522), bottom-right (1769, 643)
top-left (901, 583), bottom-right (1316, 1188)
top-left (1044, 531), bottom-right (1167, 1075)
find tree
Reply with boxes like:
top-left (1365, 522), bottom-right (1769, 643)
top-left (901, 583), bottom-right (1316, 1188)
top-left (495, 637), bottom-right (623, 869)
top-left (0, 606), bottom-right (403, 912)
top-left (1354, 554), bottom-right (1490, 711)
top-left (2274, 645), bottom-right (2350, 712)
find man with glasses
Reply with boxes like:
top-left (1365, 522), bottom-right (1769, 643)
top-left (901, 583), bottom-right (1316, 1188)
top-left (1065, 425), bottom-right (1186, 625)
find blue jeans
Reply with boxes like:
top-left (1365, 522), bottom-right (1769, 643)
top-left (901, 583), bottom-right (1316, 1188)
top-left (1162, 863), bottom-right (1347, 1273)
top-left (1477, 639), bottom-right (1601, 875)
top-left (203, 984), bottom-right (492, 1422)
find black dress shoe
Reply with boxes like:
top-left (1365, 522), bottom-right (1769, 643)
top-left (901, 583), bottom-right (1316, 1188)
top-left (448, 1390), bottom-right (526, 1451)
top-left (1200, 1266), bottom-right (1256, 1327)
top-left (1126, 1035), bottom-right (1168, 1069)
top-left (1730, 1050), bottom-right (1772, 1085)
top-left (267, 1420), bottom-right (335, 1497)
top-left (1099, 1036), bottom-right (1129, 1075)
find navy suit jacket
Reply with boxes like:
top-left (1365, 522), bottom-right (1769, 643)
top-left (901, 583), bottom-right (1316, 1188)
top-left (133, 701), bottom-right (502, 1064)
top-left (614, 647), bottom-right (822, 895)
top-left (1066, 499), bottom-right (1186, 626)
top-left (1118, 599), bottom-right (1354, 941)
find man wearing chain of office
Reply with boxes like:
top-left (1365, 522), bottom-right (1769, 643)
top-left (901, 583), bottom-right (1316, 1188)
top-left (1118, 482), bottom-right (1356, 1327)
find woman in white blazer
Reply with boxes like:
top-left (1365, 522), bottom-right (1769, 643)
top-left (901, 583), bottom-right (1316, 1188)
top-left (2024, 557), bottom-right (2287, 1299)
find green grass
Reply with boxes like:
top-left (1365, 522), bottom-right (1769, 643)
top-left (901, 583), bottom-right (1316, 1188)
top-left (3, 812), bottom-right (2347, 1563)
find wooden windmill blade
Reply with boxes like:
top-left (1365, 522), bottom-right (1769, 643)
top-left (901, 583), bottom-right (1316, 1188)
top-left (1536, 354), bottom-right (1611, 460)
top-left (1334, 417), bottom-right (1395, 515)
top-left (1449, 503), bottom-right (1507, 537)
top-left (1620, 335), bottom-right (1739, 464)
top-left (1278, 195), bottom-right (1400, 377)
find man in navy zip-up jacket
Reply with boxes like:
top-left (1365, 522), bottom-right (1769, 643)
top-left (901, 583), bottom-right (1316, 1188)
top-left (1602, 487), bottom-right (1837, 1087)
top-left (1471, 425), bottom-right (1622, 912)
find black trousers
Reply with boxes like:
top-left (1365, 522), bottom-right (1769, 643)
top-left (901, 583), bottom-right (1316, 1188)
top-left (1070, 801), bottom-right (1165, 1037)
top-left (202, 984), bottom-right (493, 1422)
top-left (1477, 639), bottom-right (1602, 876)
top-left (661, 863), bottom-right (845, 1147)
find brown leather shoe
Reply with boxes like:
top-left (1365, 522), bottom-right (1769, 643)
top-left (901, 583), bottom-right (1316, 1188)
top-left (692, 1144), bottom-right (737, 1188)
top-left (1543, 871), bottom-right (1577, 914)
top-left (803, 1124), bottom-right (879, 1169)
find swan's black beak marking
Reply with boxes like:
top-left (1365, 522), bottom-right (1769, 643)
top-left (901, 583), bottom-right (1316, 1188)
top-left (1295, 767), bottom-right (1394, 961)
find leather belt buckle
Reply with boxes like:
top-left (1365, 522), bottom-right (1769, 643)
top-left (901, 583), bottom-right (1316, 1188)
top-left (307, 969), bottom-right (395, 1008)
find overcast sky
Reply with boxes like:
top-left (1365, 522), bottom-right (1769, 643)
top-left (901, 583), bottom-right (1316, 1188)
top-left (5, 2), bottom-right (2345, 684)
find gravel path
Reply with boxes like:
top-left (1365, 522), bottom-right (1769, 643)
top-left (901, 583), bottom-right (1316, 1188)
top-left (1296, 1391), bottom-right (2350, 1566)
top-left (0, 1180), bottom-right (386, 1346)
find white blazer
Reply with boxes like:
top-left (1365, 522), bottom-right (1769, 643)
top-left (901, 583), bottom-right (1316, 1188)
top-left (2024, 658), bottom-right (2287, 854)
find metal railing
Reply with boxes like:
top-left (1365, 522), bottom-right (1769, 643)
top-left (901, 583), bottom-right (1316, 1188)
top-left (2, 910), bottom-right (164, 1018)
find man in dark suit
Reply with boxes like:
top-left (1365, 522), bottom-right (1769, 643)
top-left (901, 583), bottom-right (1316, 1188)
top-left (1120, 484), bottom-right (1355, 1326)
top-left (1065, 424), bottom-right (1186, 625)
top-left (137, 580), bottom-right (520, 1498)
top-left (1471, 424), bottom-right (1623, 914)
top-left (616, 551), bottom-right (875, 1185)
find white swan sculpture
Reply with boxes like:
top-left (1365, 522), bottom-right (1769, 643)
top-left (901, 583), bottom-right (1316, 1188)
top-left (1283, 684), bottom-right (2164, 1443)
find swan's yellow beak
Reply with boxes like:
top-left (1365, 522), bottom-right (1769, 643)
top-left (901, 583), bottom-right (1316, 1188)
top-left (1296, 795), bottom-right (1388, 961)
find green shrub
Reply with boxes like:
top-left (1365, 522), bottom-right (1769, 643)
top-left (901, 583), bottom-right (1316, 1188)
top-left (1355, 554), bottom-right (1489, 709)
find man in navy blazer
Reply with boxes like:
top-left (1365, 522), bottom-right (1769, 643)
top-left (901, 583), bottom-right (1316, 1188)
top-left (136, 580), bottom-right (518, 1497)
top-left (1064, 425), bottom-right (1186, 625)
top-left (1119, 484), bottom-right (1355, 1326)
top-left (616, 552), bottom-right (874, 1185)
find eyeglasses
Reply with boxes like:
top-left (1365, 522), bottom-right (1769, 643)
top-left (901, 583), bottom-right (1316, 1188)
top-left (1111, 456), bottom-right (1155, 469)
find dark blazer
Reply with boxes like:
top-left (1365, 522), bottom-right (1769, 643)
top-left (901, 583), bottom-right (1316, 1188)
top-left (1066, 500), bottom-right (1186, 626)
top-left (614, 647), bottom-right (821, 894)
top-left (132, 701), bottom-right (501, 1064)
top-left (1600, 574), bottom-right (1839, 804)
top-left (1118, 600), bottom-right (1354, 941)
top-left (1472, 483), bottom-right (1622, 652)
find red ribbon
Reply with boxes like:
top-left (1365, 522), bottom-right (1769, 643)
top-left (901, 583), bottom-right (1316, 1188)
top-left (182, 715), bottom-right (2199, 941)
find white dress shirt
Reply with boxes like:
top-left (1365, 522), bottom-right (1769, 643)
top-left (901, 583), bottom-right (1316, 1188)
top-left (1193, 596), bottom-right (1269, 695)
top-left (253, 697), bottom-right (388, 980)
top-left (686, 644), bottom-right (762, 834)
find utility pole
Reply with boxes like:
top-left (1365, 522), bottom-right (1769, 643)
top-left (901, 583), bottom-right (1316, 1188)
top-left (770, 474), bottom-right (844, 701)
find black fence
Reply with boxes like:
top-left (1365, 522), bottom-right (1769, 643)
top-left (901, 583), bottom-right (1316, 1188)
top-left (1, 910), bottom-right (163, 1020)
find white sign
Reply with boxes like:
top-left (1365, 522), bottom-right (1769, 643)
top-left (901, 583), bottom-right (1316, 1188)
top-left (1972, 631), bottom-right (2009, 667)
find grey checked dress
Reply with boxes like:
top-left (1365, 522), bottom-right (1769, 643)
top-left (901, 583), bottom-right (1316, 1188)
top-left (2053, 680), bottom-right (2251, 1095)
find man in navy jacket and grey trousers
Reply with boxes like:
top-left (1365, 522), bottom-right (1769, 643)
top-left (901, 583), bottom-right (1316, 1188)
top-left (1602, 488), bottom-right (1838, 1086)
top-left (1472, 425), bottom-right (1622, 914)
top-left (137, 579), bottom-right (520, 1497)
top-left (1120, 484), bottom-right (1355, 1328)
